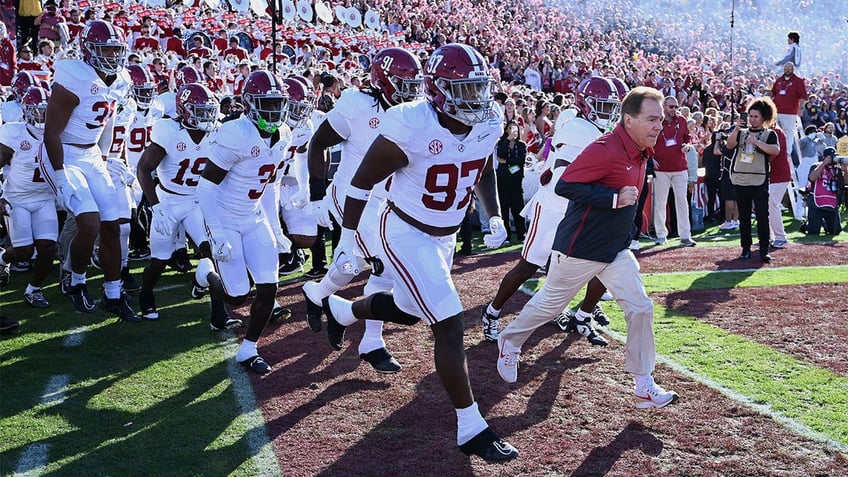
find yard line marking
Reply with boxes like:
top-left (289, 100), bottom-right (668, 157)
top-left (221, 333), bottom-right (283, 477)
top-left (602, 327), bottom-right (848, 455)
top-left (14, 443), bottom-right (49, 477)
top-left (41, 374), bottom-right (70, 405)
top-left (14, 375), bottom-right (71, 476)
top-left (153, 284), bottom-right (184, 292)
top-left (62, 327), bottom-right (87, 347)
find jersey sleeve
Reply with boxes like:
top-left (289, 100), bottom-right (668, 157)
top-left (207, 120), bottom-right (243, 171)
top-left (378, 103), bottom-right (415, 157)
top-left (149, 118), bottom-right (175, 149)
top-left (52, 60), bottom-right (91, 98)
top-left (0, 123), bottom-right (15, 149)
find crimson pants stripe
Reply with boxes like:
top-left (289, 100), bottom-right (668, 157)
top-left (203, 220), bottom-right (232, 297)
top-left (379, 207), bottom-right (437, 324)
top-left (521, 202), bottom-right (542, 262)
top-left (37, 144), bottom-right (58, 194)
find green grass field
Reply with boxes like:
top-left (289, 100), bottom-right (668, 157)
top-left (1, 218), bottom-right (847, 475)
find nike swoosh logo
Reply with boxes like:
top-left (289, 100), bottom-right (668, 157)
top-left (477, 133), bottom-right (491, 142)
top-left (626, 166), bottom-right (634, 171)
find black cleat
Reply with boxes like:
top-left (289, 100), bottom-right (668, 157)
top-left (59, 268), bottom-right (72, 295)
top-left (210, 314), bottom-right (243, 331)
top-left (128, 248), bottom-right (151, 260)
top-left (302, 281), bottom-right (323, 332)
top-left (304, 267), bottom-right (328, 279)
top-left (190, 276), bottom-right (208, 299)
top-left (69, 284), bottom-right (97, 313)
top-left (169, 248), bottom-right (192, 273)
top-left (270, 302), bottom-right (292, 323)
top-left (360, 347), bottom-right (401, 374)
top-left (459, 427), bottom-right (518, 463)
top-left (239, 355), bottom-right (271, 375)
top-left (569, 315), bottom-right (608, 346)
top-left (591, 304), bottom-right (610, 326)
top-left (322, 296), bottom-right (347, 351)
top-left (121, 267), bottom-right (141, 293)
top-left (139, 289), bottom-right (159, 320)
top-left (101, 293), bottom-right (141, 323)
top-left (1, 316), bottom-right (20, 335)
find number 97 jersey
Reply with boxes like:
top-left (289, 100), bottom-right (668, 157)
top-left (381, 100), bottom-right (503, 228)
top-left (151, 118), bottom-right (214, 196)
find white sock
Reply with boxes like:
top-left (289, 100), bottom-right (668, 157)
top-left (317, 263), bottom-right (353, 297)
top-left (331, 297), bottom-right (358, 326)
top-left (236, 339), bottom-right (258, 362)
top-left (575, 309), bottom-right (592, 321)
top-left (0, 251), bottom-right (8, 266)
top-left (104, 280), bottom-right (121, 299)
top-left (456, 402), bottom-right (488, 445)
top-left (486, 303), bottom-right (500, 318)
top-left (635, 374), bottom-right (653, 391)
top-left (358, 320), bottom-right (385, 354)
top-left (71, 272), bottom-right (86, 286)
top-left (119, 222), bottom-right (131, 268)
top-left (25, 284), bottom-right (39, 295)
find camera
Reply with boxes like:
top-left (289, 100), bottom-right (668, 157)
top-left (739, 112), bottom-right (748, 126)
top-left (833, 156), bottom-right (848, 165)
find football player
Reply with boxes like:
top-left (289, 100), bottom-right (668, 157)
top-left (302, 47), bottom-right (424, 374)
top-left (2, 71), bottom-right (42, 124)
top-left (193, 71), bottom-right (292, 374)
top-left (135, 83), bottom-right (234, 324)
top-left (0, 86), bottom-right (58, 308)
top-left (319, 44), bottom-right (517, 462)
top-left (39, 20), bottom-right (137, 321)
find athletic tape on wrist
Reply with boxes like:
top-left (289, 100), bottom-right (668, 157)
top-left (346, 185), bottom-right (371, 202)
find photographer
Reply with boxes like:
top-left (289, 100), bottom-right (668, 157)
top-left (804, 147), bottom-right (846, 236)
top-left (726, 98), bottom-right (780, 262)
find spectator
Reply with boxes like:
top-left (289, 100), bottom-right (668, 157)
top-left (34, 0), bottom-right (65, 47)
top-left (495, 121), bottom-right (527, 244)
top-left (652, 96), bottom-right (696, 247)
top-left (775, 31), bottom-right (801, 72)
top-left (16, 0), bottom-right (42, 52)
top-left (187, 35), bottom-right (212, 58)
top-left (221, 36), bottom-right (248, 61)
top-left (768, 126), bottom-right (792, 248)
top-left (726, 97), bottom-right (780, 262)
top-left (701, 115), bottom-right (723, 223)
top-left (0, 22), bottom-right (15, 87)
top-left (803, 147), bottom-right (845, 235)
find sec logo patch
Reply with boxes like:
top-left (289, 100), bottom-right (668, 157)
top-left (368, 117), bottom-right (380, 129)
top-left (176, 142), bottom-right (186, 151)
top-left (428, 139), bottom-right (443, 155)
top-left (251, 146), bottom-right (261, 157)
top-left (20, 140), bottom-right (32, 151)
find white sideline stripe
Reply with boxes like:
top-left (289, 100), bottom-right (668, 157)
top-left (643, 264), bottom-right (848, 276)
top-left (607, 327), bottom-right (848, 455)
top-left (221, 332), bottom-right (282, 476)
top-left (14, 375), bottom-right (71, 476)
top-left (153, 284), bottom-right (184, 292)
top-left (517, 287), bottom-right (848, 454)
top-left (62, 327), bottom-right (87, 347)
top-left (14, 443), bottom-right (49, 477)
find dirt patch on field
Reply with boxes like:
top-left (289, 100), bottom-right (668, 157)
top-left (242, 244), bottom-right (848, 476)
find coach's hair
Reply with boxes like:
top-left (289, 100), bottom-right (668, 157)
top-left (619, 87), bottom-right (664, 126)
top-left (746, 97), bottom-right (777, 125)
top-left (788, 31), bottom-right (800, 44)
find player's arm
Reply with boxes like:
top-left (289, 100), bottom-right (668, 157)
top-left (136, 142), bottom-right (167, 205)
top-left (343, 134), bottom-right (408, 231)
top-left (474, 153), bottom-right (501, 219)
top-left (306, 114), bottom-right (345, 200)
top-left (0, 143), bottom-right (12, 169)
top-left (43, 83), bottom-right (79, 171)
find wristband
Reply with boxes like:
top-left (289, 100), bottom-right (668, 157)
top-left (340, 227), bottom-right (356, 243)
top-left (309, 177), bottom-right (327, 201)
top-left (346, 185), bottom-right (371, 202)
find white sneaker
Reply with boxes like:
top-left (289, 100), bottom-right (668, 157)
top-left (195, 258), bottom-right (214, 288)
top-left (496, 335), bottom-right (520, 383)
top-left (634, 378), bottom-right (679, 409)
top-left (629, 239), bottom-right (641, 250)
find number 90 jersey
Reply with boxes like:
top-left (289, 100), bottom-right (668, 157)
top-left (53, 59), bottom-right (131, 145)
top-left (151, 118), bottom-right (216, 196)
top-left (382, 100), bottom-right (503, 228)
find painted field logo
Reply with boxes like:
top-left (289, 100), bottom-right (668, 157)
top-left (369, 117), bottom-right (380, 129)
top-left (428, 139), bottom-right (443, 155)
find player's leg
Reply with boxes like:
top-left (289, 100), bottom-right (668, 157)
top-left (195, 224), bottom-right (249, 330)
top-left (237, 220), bottom-right (280, 374)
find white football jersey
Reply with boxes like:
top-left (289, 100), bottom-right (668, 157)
top-left (325, 89), bottom-right (385, 189)
top-left (99, 97), bottom-right (137, 159)
top-left (382, 100), bottom-right (503, 228)
top-left (206, 115), bottom-right (292, 217)
top-left (0, 101), bottom-right (23, 124)
top-left (0, 122), bottom-right (53, 202)
top-left (52, 59), bottom-right (131, 145)
top-left (151, 118), bottom-right (217, 196)
top-left (158, 91), bottom-right (176, 119)
top-left (125, 101), bottom-right (164, 170)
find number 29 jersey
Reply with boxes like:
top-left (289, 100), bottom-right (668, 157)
top-left (52, 59), bottom-right (131, 145)
top-left (381, 100), bottom-right (503, 229)
top-left (150, 118), bottom-right (215, 196)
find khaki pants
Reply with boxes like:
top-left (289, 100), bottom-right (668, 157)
top-left (500, 249), bottom-right (656, 375)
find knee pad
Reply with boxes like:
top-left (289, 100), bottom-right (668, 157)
top-left (369, 292), bottom-right (420, 325)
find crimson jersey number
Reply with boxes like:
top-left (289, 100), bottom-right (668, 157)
top-left (127, 126), bottom-right (152, 153)
top-left (86, 101), bottom-right (116, 130)
top-left (422, 158), bottom-right (486, 211)
top-left (171, 157), bottom-right (208, 187)
top-left (248, 164), bottom-right (277, 199)
top-left (31, 168), bottom-right (46, 183)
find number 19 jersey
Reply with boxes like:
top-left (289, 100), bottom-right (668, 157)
top-left (151, 118), bottom-right (214, 196)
